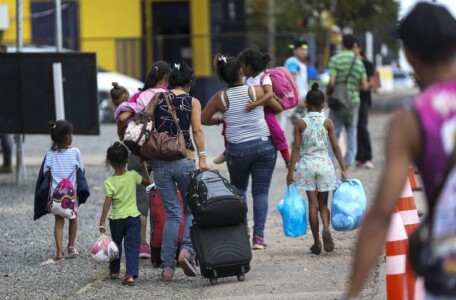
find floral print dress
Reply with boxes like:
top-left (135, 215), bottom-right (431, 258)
top-left (295, 112), bottom-right (337, 192)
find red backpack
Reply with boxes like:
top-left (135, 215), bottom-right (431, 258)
top-left (260, 67), bottom-right (299, 110)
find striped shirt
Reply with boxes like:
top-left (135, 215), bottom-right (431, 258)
top-left (328, 51), bottom-right (367, 103)
top-left (43, 147), bottom-right (84, 193)
top-left (223, 85), bottom-right (270, 144)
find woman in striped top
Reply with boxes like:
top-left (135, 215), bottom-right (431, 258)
top-left (202, 54), bottom-right (280, 250)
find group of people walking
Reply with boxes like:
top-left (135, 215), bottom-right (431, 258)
top-left (29, 1), bottom-right (456, 298)
top-left (33, 20), bottom-right (376, 290)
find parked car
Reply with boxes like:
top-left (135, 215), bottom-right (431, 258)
top-left (393, 68), bottom-right (415, 90)
top-left (6, 45), bottom-right (144, 123)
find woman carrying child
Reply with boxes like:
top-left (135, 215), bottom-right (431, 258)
top-left (113, 62), bottom-right (171, 259)
top-left (99, 142), bottom-right (150, 286)
top-left (202, 54), bottom-right (280, 250)
top-left (286, 83), bottom-right (347, 255)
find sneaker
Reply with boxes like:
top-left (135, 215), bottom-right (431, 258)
top-left (252, 236), bottom-right (268, 250)
top-left (363, 161), bottom-right (374, 169)
top-left (122, 275), bottom-right (135, 286)
top-left (355, 161), bottom-right (364, 168)
top-left (162, 267), bottom-right (174, 282)
top-left (178, 248), bottom-right (198, 277)
top-left (213, 153), bottom-right (226, 164)
top-left (67, 246), bottom-right (79, 257)
top-left (139, 244), bottom-right (151, 259)
top-left (0, 166), bottom-right (13, 174)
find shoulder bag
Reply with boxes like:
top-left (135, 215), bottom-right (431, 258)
top-left (140, 92), bottom-right (187, 160)
top-left (328, 56), bottom-right (357, 126)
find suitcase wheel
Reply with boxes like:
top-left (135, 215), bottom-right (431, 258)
top-left (209, 277), bottom-right (218, 285)
top-left (237, 274), bottom-right (245, 281)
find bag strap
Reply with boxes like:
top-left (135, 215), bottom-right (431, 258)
top-left (343, 56), bottom-right (357, 84)
top-left (162, 92), bottom-right (183, 134)
top-left (428, 144), bottom-right (456, 218)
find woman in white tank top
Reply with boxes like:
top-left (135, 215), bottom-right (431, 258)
top-left (202, 54), bottom-right (280, 250)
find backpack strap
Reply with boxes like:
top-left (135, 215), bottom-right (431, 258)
top-left (259, 71), bottom-right (270, 86)
top-left (428, 144), bottom-right (456, 217)
top-left (249, 85), bottom-right (257, 102)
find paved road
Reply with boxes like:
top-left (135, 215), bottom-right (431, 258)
top-left (0, 104), bottom-right (425, 299)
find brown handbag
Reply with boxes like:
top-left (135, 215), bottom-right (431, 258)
top-left (140, 92), bottom-right (187, 160)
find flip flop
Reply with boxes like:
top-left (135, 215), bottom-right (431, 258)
top-left (322, 228), bottom-right (335, 252)
top-left (310, 244), bottom-right (322, 255)
top-left (54, 256), bottom-right (65, 262)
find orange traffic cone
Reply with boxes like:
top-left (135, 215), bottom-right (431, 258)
top-left (397, 179), bottom-right (424, 300)
top-left (408, 166), bottom-right (422, 191)
top-left (386, 208), bottom-right (408, 300)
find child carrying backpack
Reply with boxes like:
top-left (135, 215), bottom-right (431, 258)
top-left (34, 120), bottom-right (88, 262)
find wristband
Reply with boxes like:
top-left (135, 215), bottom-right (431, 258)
top-left (198, 151), bottom-right (207, 157)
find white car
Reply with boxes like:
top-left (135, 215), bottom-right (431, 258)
top-left (97, 70), bottom-right (143, 123)
top-left (6, 45), bottom-right (144, 123)
top-left (393, 68), bottom-right (415, 90)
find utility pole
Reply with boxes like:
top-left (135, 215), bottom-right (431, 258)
top-left (267, 0), bottom-right (276, 63)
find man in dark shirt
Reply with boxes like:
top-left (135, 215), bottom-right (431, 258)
top-left (354, 44), bottom-right (375, 169)
top-left (0, 44), bottom-right (12, 174)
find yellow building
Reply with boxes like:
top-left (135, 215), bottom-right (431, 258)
top-left (1, 0), bottom-right (246, 102)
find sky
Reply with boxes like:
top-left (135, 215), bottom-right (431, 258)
top-left (397, 0), bottom-right (456, 71)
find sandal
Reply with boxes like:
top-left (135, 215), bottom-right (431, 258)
top-left (109, 272), bottom-right (119, 279)
top-left (122, 275), bottom-right (135, 286)
top-left (309, 244), bottom-right (322, 255)
top-left (67, 246), bottom-right (79, 257)
top-left (53, 256), bottom-right (65, 262)
top-left (322, 228), bottom-right (335, 252)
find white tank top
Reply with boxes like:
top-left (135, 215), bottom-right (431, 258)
top-left (223, 85), bottom-right (270, 144)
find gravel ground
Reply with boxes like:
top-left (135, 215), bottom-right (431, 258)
top-left (0, 109), bottom-right (425, 299)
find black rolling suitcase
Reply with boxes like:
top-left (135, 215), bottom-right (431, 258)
top-left (190, 223), bottom-right (252, 285)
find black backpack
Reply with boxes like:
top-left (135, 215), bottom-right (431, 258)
top-left (409, 146), bottom-right (456, 296)
top-left (186, 170), bottom-right (247, 228)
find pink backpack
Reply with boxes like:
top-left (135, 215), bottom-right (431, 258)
top-left (260, 67), bottom-right (299, 110)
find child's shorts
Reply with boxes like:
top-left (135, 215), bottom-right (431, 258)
top-left (295, 159), bottom-right (337, 192)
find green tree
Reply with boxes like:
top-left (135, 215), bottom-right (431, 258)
top-left (246, 0), bottom-right (399, 68)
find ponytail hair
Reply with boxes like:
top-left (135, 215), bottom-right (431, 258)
top-left (141, 61), bottom-right (171, 91)
top-left (213, 53), bottom-right (241, 85)
top-left (48, 119), bottom-right (73, 151)
top-left (237, 48), bottom-right (272, 73)
top-left (305, 82), bottom-right (325, 108)
top-left (110, 82), bottom-right (129, 106)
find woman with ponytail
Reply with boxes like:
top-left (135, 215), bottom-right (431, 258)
top-left (286, 82), bottom-right (347, 255)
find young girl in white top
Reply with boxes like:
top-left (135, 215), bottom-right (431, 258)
top-left (43, 120), bottom-right (84, 261)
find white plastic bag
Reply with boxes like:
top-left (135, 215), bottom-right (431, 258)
top-left (90, 233), bottom-right (119, 262)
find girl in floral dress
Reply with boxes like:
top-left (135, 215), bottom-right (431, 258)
top-left (287, 83), bottom-right (347, 255)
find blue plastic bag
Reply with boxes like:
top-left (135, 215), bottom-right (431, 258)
top-left (277, 184), bottom-right (307, 237)
top-left (331, 178), bottom-right (367, 231)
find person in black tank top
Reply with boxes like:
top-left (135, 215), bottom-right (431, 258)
top-left (149, 62), bottom-right (209, 282)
